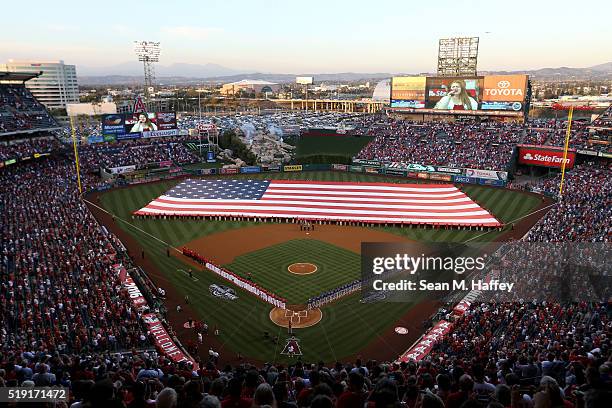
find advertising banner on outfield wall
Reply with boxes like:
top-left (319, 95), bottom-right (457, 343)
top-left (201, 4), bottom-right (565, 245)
top-left (479, 179), bottom-right (505, 187)
top-left (109, 165), bottom-right (137, 175)
top-left (263, 165), bottom-right (281, 172)
top-left (349, 165), bottom-right (363, 172)
top-left (332, 164), bottom-right (349, 171)
top-left (453, 175), bottom-right (478, 184)
top-left (353, 159), bottom-right (382, 167)
top-left (283, 165), bottom-right (303, 172)
top-left (387, 162), bottom-right (436, 173)
top-left (200, 168), bottom-right (217, 175)
top-left (435, 166), bottom-right (462, 174)
top-left (464, 168), bottom-right (508, 181)
top-left (429, 173), bottom-right (453, 181)
top-left (385, 168), bottom-right (407, 177)
top-left (518, 145), bottom-right (576, 169)
top-left (220, 167), bottom-right (239, 174)
top-left (364, 166), bottom-right (382, 174)
top-left (240, 166), bottom-right (261, 174)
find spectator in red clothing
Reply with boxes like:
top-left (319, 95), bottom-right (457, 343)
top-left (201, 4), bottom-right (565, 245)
top-left (337, 372), bottom-right (366, 408)
top-left (446, 375), bottom-right (474, 408)
top-left (222, 378), bottom-right (253, 408)
top-left (297, 370), bottom-right (320, 407)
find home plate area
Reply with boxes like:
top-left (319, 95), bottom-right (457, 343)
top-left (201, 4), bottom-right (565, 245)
top-left (269, 307), bottom-right (322, 329)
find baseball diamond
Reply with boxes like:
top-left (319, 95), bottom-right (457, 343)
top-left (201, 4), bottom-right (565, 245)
top-left (94, 170), bottom-right (550, 362)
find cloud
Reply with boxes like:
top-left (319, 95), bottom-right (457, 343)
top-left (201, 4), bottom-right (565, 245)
top-left (161, 25), bottom-right (222, 40)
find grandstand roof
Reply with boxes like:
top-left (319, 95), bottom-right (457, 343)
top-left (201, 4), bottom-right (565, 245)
top-left (0, 71), bottom-right (42, 83)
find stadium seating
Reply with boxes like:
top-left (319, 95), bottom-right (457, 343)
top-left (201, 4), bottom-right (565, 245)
top-left (0, 112), bottom-right (610, 407)
top-left (0, 84), bottom-right (58, 134)
top-left (513, 164), bottom-right (611, 242)
top-left (79, 138), bottom-right (201, 170)
top-left (0, 136), bottom-right (62, 161)
top-left (356, 119), bottom-right (547, 171)
top-left (357, 118), bottom-right (611, 170)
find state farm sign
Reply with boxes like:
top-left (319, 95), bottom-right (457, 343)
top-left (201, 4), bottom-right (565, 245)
top-left (518, 146), bottom-right (576, 169)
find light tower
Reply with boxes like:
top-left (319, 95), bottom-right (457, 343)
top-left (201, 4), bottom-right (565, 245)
top-left (437, 37), bottom-right (479, 77)
top-left (134, 40), bottom-right (161, 98)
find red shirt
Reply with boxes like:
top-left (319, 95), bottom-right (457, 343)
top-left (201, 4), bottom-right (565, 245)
top-left (222, 396), bottom-right (253, 408)
top-left (337, 391), bottom-right (365, 408)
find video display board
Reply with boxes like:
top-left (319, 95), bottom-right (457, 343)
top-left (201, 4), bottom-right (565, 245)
top-left (390, 75), bottom-right (528, 115)
top-left (390, 77), bottom-right (426, 108)
top-left (102, 112), bottom-right (178, 138)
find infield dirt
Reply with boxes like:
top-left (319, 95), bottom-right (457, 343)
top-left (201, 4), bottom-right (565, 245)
top-left (178, 223), bottom-right (413, 265)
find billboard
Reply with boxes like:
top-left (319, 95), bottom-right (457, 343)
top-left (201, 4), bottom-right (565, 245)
top-left (102, 112), bottom-right (177, 137)
top-left (390, 77), bottom-right (426, 108)
top-left (518, 145), bottom-right (576, 169)
top-left (390, 74), bottom-right (528, 114)
top-left (481, 75), bottom-right (527, 111)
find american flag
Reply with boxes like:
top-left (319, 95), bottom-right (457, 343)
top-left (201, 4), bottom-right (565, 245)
top-left (134, 179), bottom-right (501, 227)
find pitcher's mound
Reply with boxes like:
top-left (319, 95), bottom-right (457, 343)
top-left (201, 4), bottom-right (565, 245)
top-left (288, 263), bottom-right (318, 275)
top-left (269, 307), bottom-right (322, 329)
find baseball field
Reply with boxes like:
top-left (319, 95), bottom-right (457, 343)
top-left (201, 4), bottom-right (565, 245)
top-left (92, 170), bottom-right (546, 363)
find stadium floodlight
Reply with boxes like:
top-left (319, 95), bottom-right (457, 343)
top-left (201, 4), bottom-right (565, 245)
top-left (437, 37), bottom-right (479, 77)
top-left (134, 41), bottom-right (161, 98)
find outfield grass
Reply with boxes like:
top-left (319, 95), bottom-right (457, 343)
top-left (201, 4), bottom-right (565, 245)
top-left (97, 171), bottom-right (542, 361)
top-left (226, 239), bottom-right (361, 304)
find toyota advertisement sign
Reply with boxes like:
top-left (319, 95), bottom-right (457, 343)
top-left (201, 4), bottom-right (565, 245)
top-left (390, 74), bottom-right (528, 115)
top-left (518, 145), bottom-right (576, 169)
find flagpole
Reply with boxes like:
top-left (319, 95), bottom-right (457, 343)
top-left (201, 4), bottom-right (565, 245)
top-left (558, 106), bottom-right (573, 197)
top-left (70, 115), bottom-right (83, 194)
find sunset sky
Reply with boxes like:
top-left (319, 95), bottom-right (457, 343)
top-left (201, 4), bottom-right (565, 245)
top-left (2, 0), bottom-right (610, 73)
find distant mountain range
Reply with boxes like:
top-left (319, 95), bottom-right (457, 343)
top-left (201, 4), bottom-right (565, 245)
top-left (78, 62), bottom-right (612, 86)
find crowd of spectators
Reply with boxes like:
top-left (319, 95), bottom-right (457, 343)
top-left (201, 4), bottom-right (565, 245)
top-left (514, 164), bottom-right (611, 242)
top-left (79, 138), bottom-right (201, 170)
top-left (357, 117), bottom-right (611, 170)
top-left (0, 136), bottom-right (63, 161)
top-left (0, 158), bottom-right (154, 358)
top-left (427, 301), bottom-right (610, 402)
top-left (0, 84), bottom-right (58, 133)
top-left (525, 120), bottom-right (608, 153)
top-left (0, 314), bottom-right (609, 407)
top-left (357, 120), bottom-right (547, 171)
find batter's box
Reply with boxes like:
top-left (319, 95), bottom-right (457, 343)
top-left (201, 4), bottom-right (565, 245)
top-left (284, 310), bottom-right (308, 324)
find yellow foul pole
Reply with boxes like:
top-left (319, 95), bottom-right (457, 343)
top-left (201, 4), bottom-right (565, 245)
top-left (558, 106), bottom-right (573, 197)
top-left (70, 115), bottom-right (83, 194)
